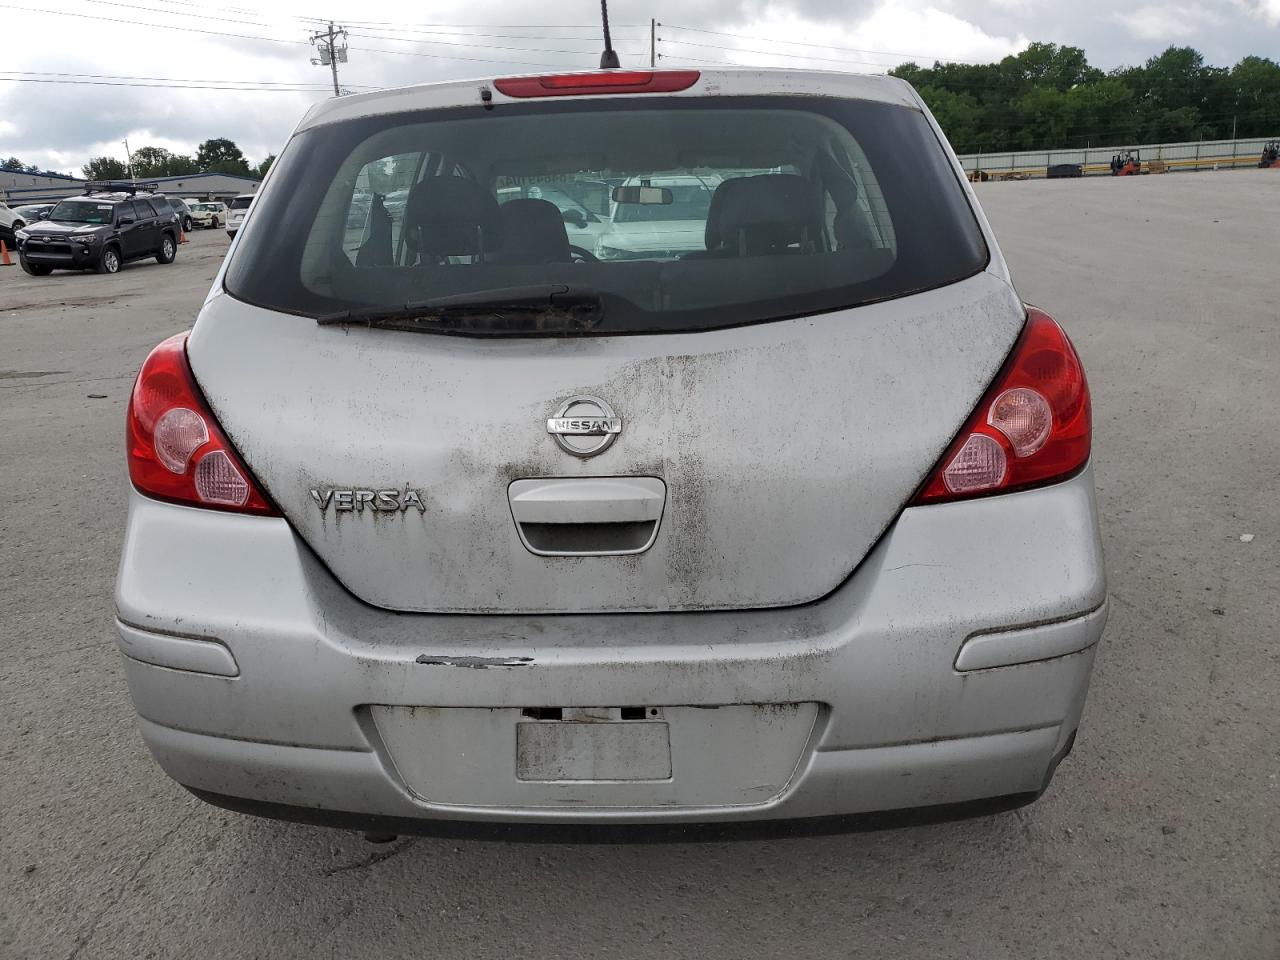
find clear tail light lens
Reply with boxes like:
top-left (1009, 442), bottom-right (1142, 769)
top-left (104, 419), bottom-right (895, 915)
top-left (127, 333), bottom-right (278, 515)
top-left (912, 307), bottom-right (1090, 504)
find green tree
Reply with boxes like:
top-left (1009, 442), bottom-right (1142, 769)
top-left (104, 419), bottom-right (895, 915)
top-left (130, 146), bottom-right (200, 178)
top-left (1064, 79), bottom-right (1139, 146)
top-left (894, 43), bottom-right (1280, 154)
top-left (252, 153), bottom-right (275, 179)
top-left (1003, 42), bottom-right (1099, 92)
top-left (194, 138), bottom-right (251, 175)
top-left (1223, 56), bottom-right (1280, 138)
top-left (1012, 85), bottom-right (1072, 148)
top-left (82, 156), bottom-right (130, 180)
top-left (916, 85), bottom-right (984, 153)
top-left (2, 157), bottom-right (38, 173)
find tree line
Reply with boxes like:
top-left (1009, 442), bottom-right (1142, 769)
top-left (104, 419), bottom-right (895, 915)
top-left (1, 138), bottom-right (273, 181)
top-left (892, 44), bottom-right (1280, 155)
top-left (6, 45), bottom-right (1279, 170)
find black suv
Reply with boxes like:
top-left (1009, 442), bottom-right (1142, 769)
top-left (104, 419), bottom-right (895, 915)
top-left (16, 181), bottom-right (179, 276)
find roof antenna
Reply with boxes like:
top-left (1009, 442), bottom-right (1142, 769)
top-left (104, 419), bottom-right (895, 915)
top-left (598, 0), bottom-right (620, 68)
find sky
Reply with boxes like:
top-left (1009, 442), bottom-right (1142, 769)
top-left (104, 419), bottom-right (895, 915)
top-left (2, 0), bottom-right (1279, 175)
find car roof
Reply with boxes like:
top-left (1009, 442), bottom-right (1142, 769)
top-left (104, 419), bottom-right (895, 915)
top-left (296, 67), bottom-right (919, 133)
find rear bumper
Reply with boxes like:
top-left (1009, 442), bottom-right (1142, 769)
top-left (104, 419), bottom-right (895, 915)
top-left (114, 466), bottom-right (1107, 826)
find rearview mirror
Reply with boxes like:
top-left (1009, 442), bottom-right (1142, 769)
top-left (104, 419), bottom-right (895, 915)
top-left (612, 185), bottom-right (673, 205)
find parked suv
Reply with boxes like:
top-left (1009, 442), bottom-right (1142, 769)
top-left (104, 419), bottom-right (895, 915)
top-left (163, 197), bottom-right (195, 233)
top-left (17, 182), bottom-right (179, 275)
top-left (116, 69), bottom-right (1105, 837)
top-left (0, 201), bottom-right (24, 246)
top-left (225, 193), bottom-right (253, 238)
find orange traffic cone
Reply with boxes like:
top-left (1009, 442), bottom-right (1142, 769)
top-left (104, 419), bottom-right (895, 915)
top-left (179, 227), bottom-right (188, 244)
top-left (0, 239), bottom-right (12, 266)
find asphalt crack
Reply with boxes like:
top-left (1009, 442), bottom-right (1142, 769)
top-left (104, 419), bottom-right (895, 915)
top-left (322, 838), bottom-right (419, 877)
top-left (64, 810), bottom-right (194, 960)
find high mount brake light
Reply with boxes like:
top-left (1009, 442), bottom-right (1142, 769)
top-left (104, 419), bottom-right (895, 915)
top-left (912, 307), bottom-right (1091, 504)
top-left (126, 333), bottom-right (277, 515)
top-left (493, 70), bottom-right (700, 98)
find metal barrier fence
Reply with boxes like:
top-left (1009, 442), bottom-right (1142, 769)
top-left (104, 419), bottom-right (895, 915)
top-left (957, 136), bottom-right (1279, 179)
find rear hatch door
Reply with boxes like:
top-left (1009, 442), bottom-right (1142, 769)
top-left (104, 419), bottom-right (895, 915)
top-left (189, 272), bottom-right (1023, 613)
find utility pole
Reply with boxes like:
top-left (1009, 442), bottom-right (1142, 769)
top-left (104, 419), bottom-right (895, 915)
top-left (650, 19), bottom-right (656, 68)
top-left (122, 139), bottom-right (134, 184)
top-left (310, 21), bottom-right (348, 97)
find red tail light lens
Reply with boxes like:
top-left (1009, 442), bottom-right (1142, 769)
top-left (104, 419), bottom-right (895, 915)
top-left (493, 70), bottom-right (700, 98)
top-left (127, 334), bottom-right (277, 515)
top-left (912, 308), bottom-right (1090, 504)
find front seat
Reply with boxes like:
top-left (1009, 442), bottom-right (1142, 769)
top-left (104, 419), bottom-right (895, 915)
top-left (702, 174), bottom-right (824, 257)
top-left (403, 176), bottom-right (504, 264)
top-left (496, 198), bottom-right (572, 264)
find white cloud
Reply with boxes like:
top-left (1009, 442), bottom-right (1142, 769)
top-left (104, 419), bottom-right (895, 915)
top-left (663, 3), bottom-right (1027, 72)
top-left (1112, 5), bottom-right (1224, 41)
top-left (1243, 0), bottom-right (1280, 24)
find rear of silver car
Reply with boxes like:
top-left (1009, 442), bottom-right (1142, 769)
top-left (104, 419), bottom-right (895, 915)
top-left (114, 69), bottom-right (1105, 832)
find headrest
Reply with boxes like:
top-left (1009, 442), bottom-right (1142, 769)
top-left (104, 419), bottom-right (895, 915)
top-left (405, 177), bottom-right (503, 257)
top-left (705, 175), bottom-right (823, 255)
top-left (497, 198), bottom-right (571, 264)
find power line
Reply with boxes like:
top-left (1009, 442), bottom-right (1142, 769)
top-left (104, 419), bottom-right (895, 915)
top-left (1, 69), bottom-right (358, 88)
top-left (69, 0), bottom-right (275, 28)
top-left (343, 45), bottom-right (566, 68)
top-left (344, 25), bottom-right (645, 44)
top-left (146, 0), bottom-right (268, 19)
top-left (0, 76), bottom-right (350, 92)
top-left (346, 32), bottom-right (642, 56)
top-left (0, 3), bottom-right (308, 45)
top-left (4, 3), bottom-right (643, 65)
top-left (332, 19), bottom-right (647, 29)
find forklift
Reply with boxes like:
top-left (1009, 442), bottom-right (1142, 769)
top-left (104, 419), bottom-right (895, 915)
top-left (1260, 141), bottom-right (1280, 169)
top-left (1110, 150), bottom-right (1142, 176)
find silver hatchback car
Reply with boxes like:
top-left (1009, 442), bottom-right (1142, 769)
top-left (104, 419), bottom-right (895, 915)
top-left (115, 67), bottom-right (1105, 836)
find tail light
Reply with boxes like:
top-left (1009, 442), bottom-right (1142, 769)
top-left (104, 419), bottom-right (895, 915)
top-left (493, 70), bottom-right (700, 98)
top-left (127, 334), bottom-right (277, 515)
top-left (912, 308), bottom-right (1090, 504)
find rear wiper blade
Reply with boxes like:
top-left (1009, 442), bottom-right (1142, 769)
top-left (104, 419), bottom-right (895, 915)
top-left (316, 284), bottom-right (602, 334)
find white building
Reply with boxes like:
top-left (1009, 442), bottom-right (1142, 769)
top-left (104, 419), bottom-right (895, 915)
top-left (2, 169), bottom-right (261, 204)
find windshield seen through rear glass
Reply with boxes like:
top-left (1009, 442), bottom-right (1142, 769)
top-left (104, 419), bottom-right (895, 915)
top-left (50, 200), bottom-right (116, 224)
top-left (225, 95), bottom-right (987, 335)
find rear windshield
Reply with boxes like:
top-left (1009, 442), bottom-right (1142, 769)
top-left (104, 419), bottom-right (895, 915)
top-left (229, 196), bottom-right (253, 210)
top-left (225, 95), bottom-right (987, 335)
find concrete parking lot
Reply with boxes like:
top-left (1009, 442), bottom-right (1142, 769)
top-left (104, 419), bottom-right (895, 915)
top-left (1, 173), bottom-right (1277, 959)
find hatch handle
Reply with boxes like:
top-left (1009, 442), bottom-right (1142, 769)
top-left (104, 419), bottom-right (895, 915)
top-left (508, 477), bottom-right (666, 556)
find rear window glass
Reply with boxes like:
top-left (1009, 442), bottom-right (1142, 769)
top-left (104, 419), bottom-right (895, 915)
top-left (229, 196), bottom-right (253, 210)
top-left (225, 96), bottom-right (987, 335)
